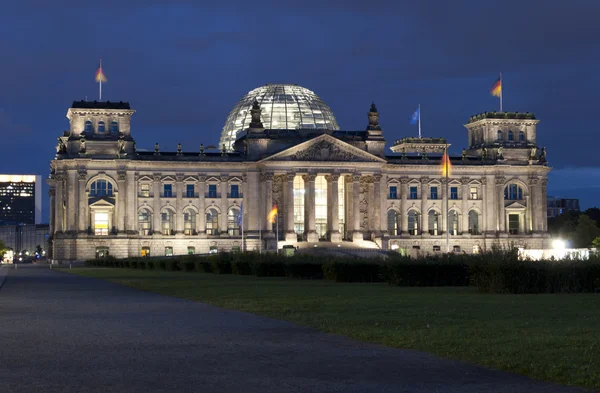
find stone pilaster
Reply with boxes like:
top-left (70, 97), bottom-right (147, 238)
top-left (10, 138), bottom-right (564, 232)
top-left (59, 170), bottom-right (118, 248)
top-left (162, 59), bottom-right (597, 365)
top-left (117, 171), bottom-right (126, 232)
top-left (460, 178), bottom-right (469, 234)
top-left (496, 177), bottom-right (506, 232)
top-left (67, 170), bottom-right (78, 232)
top-left (351, 174), bottom-right (362, 242)
top-left (126, 172), bottom-right (136, 232)
top-left (284, 173), bottom-right (296, 242)
top-left (175, 174), bottom-right (184, 234)
top-left (326, 174), bottom-right (341, 242)
top-left (400, 177), bottom-right (409, 234)
top-left (54, 174), bottom-right (65, 233)
top-left (441, 179), bottom-right (448, 236)
top-left (78, 170), bottom-right (87, 232)
top-left (197, 175), bottom-right (206, 235)
top-left (220, 175), bottom-right (229, 234)
top-left (541, 178), bottom-right (548, 231)
top-left (262, 173), bottom-right (274, 235)
top-left (152, 174), bottom-right (161, 234)
top-left (303, 173), bottom-right (318, 242)
top-left (421, 177), bottom-right (428, 234)
top-left (49, 188), bottom-right (56, 236)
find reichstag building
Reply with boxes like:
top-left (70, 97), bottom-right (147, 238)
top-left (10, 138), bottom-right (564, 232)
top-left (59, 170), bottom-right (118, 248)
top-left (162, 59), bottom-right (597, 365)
top-left (48, 83), bottom-right (550, 260)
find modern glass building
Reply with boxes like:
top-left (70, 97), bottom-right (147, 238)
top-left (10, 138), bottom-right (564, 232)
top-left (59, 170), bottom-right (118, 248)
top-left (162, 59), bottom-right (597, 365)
top-left (219, 83), bottom-right (340, 151)
top-left (0, 175), bottom-right (42, 225)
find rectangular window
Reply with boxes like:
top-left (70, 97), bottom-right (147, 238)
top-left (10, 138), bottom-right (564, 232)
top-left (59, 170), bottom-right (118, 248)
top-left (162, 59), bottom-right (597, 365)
top-left (141, 247), bottom-right (150, 257)
top-left (186, 184), bottom-right (195, 198)
top-left (165, 246), bottom-right (173, 256)
top-left (140, 184), bottom-right (150, 197)
top-left (433, 245), bottom-right (441, 252)
top-left (208, 184), bottom-right (217, 198)
top-left (163, 184), bottom-right (172, 197)
top-left (389, 186), bottom-right (397, 199)
top-left (470, 186), bottom-right (478, 200)
top-left (230, 184), bottom-right (239, 198)
top-left (453, 245), bottom-right (461, 253)
top-left (409, 186), bottom-right (418, 199)
top-left (94, 212), bottom-right (109, 236)
top-left (509, 214), bottom-right (519, 234)
top-left (187, 246), bottom-right (195, 255)
top-left (450, 187), bottom-right (458, 200)
top-left (430, 186), bottom-right (438, 200)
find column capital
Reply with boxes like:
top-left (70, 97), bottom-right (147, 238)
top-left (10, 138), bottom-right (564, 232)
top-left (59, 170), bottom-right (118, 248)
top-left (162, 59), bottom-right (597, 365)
top-left (261, 172), bottom-right (274, 182)
top-left (325, 174), bottom-right (340, 182)
top-left (220, 175), bottom-right (229, 183)
top-left (400, 176), bottom-right (410, 184)
top-left (495, 176), bottom-right (506, 186)
top-left (373, 174), bottom-right (382, 182)
top-left (198, 173), bottom-right (207, 182)
top-left (153, 173), bottom-right (162, 182)
top-left (118, 172), bottom-right (127, 181)
top-left (352, 174), bottom-right (361, 182)
top-left (48, 188), bottom-right (56, 197)
top-left (176, 173), bottom-right (185, 182)
top-left (420, 176), bottom-right (429, 184)
top-left (461, 177), bottom-right (470, 185)
top-left (285, 173), bottom-right (296, 182)
top-left (480, 177), bottom-right (487, 185)
top-left (302, 173), bottom-right (317, 182)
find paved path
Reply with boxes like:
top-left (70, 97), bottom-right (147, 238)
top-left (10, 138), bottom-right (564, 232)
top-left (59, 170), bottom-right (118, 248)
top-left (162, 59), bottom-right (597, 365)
top-left (0, 265), bottom-right (588, 393)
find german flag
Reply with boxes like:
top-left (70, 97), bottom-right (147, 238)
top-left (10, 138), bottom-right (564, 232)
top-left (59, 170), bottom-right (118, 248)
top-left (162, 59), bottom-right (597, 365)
top-left (441, 151), bottom-right (451, 177)
top-left (267, 205), bottom-right (278, 224)
top-left (95, 60), bottom-right (107, 83)
top-left (490, 77), bottom-right (501, 97)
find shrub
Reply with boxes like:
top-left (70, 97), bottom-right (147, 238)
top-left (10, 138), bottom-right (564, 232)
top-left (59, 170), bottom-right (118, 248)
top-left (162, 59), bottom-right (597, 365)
top-left (383, 255), bottom-right (471, 287)
top-left (323, 260), bottom-right (385, 283)
top-left (284, 261), bottom-right (324, 279)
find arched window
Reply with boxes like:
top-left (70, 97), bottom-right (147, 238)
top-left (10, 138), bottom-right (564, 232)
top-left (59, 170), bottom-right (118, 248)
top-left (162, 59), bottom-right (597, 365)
top-left (387, 210), bottom-right (400, 236)
top-left (519, 131), bottom-right (525, 142)
top-left (448, 210), bottom-right (459, 235)
top-left (184, 209), bottom-right (196, 235)
top-left (98, 121), bottom-right (106, 133)
top-left (497, 130), bottom-right (503, 141)
top-left (508, 130), bottom-right (513, 141)
top-left (428, 210), bottom-right (440, 235)
top-left (468, 210), bottom-right (480, 235)
top-left (161, 209), bottom-right (174, 235)
top-left (138, 208), bottom-right (152, 236)
top-left (84, 120), bottom-right (93, 133)
top-left (90, 179), bottom-right (113, 197)
top-left (227, 207), bottom-right (241, 236)
top-left (408, 210), bottom-right (419, 235)
top-left (206, 208), bottom-right (219, 235)
top-left (504, 184), bottom-right (523, 200)
top-left (110, 121), bottom-right (119, 134)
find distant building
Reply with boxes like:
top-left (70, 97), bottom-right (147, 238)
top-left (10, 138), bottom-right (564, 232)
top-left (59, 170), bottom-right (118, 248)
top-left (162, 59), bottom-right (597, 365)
top-left (0, 175), bottom-right (42, 225)
top-left (0, 224), bottom-right (49, 256)
top-left (547, 197), bottom-right (580, 218)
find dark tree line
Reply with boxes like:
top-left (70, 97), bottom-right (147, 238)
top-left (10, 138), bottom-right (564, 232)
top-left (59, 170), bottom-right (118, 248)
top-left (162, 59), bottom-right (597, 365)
top-left (548, 207), bottom-right (600, 248)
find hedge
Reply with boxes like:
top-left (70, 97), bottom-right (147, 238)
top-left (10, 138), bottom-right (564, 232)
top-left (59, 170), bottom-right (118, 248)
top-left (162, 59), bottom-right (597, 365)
top-left (83, 250), bottom-right (600, 293)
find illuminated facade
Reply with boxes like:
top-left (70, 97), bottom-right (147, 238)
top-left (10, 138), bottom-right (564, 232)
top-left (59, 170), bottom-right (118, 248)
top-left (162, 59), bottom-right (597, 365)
top-left (48, 86), bottom-right (550, 261)
top-left (0, 175), bottom-right (42, 225)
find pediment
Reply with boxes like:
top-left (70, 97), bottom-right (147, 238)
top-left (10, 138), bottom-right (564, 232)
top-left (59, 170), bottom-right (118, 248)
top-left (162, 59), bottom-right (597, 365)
top-left (162, 175), bottom-right (176, 182)
top-left (89, 199), bottom-right (115, 208)
top-left (138, 175), bottom-right (153, 182)
top-left (184, 176), bottom-right (197, 182)
top-left (505, 201), bottom-right (526, 210)
top-left (260, 134), bottom-right (386, 163)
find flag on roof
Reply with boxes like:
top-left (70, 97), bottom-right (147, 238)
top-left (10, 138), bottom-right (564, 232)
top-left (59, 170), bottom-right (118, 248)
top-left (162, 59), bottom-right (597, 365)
top-left (410, 107), bottom-right (420, 125)
top-left (490, 77), bottom-right (501, 97)
top-left (95, 60), bottom-right (107, 83)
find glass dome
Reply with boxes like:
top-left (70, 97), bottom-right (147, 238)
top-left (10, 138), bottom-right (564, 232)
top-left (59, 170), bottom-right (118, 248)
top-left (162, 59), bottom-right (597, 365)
top-left (220, 83), bottom-right (340, 151)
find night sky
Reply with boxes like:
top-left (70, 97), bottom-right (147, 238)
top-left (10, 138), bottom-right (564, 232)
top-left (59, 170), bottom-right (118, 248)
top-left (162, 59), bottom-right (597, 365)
top-left (1, 0), bottom-right (598, 222)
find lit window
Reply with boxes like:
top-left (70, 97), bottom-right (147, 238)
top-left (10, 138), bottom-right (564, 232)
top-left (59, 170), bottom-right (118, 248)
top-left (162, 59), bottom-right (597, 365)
top-left (163, 184), bottom-right (172, 198)
top-left (389, 186), bottom-right (397, 199)
top-left (470, 186), bottom-right (478, 200)
top-left (184, 210), bottom-right (196, 235)
top-left (228, 207), bottom-right (241, 235)
top-left (293, 175), bottom-right (305, 235)
top-left (165, 247), bottom-right (173, 256)
top-left (138, 209), bottom-right (151, 236)
top-left (450, 187), bottom-right (458, 200)
top-left (448, 210), bottom-right (459, 235)
top-left (206, 208), bottom-right (219, 235)
top-left (430, 186), bottom-right (438, 200)
top-left (141, 247), bottom-right (150, 257)
top-left (387, 210), bottom-right (400, 236)
top-left (187, 247), bottom-right (195, 255)
top-left (408, 210), bottom-right (419, 235)
top-left (428, 211), bottom-right (440, 235)
top-left (90, 180), bottom-right (113, 197)
top-left (94, 212), bottom-right (109, 235)
top-left (161, 210), bottom-right (173, 235)
top-left (140, 184), bottom-right (150, 197)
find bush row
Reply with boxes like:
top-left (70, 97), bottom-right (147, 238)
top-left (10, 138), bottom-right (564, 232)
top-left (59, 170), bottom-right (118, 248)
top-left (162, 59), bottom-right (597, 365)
top-left (84, 250), bottom-right (600, 293)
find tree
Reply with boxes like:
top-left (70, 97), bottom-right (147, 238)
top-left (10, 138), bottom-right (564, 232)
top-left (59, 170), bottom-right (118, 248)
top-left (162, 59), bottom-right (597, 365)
top-left (0, 239), bottom-right (6, 256)
top-left (573, 214), bottom-right (600, 248)
top-left (35, 244), bottom-right (42, 255)
top-left (584, 207), bottom-right (600, 227)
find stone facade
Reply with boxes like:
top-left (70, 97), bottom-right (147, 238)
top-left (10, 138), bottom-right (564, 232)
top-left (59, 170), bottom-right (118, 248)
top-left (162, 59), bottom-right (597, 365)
top-left (48, 100), bottom-right (550, 261)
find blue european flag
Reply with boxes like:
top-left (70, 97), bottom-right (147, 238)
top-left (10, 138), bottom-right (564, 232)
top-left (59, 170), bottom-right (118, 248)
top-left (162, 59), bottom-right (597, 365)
top-left (237, 202), bottom-right (243, 226)
top-left (410, 107), bottom-right (420, 125)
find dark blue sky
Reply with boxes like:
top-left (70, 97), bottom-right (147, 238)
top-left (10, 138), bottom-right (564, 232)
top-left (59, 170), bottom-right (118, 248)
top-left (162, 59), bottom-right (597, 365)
top-left (1, 0), bottom-right (598, 222)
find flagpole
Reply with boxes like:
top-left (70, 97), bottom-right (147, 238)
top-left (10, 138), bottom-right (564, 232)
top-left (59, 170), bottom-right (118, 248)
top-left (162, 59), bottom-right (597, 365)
top-left (99, 59), bottom-right (103, 101)
top-left (445, 143), bottom-right (449, 254)
top-left (276, 212), bottom-right (279, 255)
top-left (499, 73), bottom-right (503, 112)
top-left (241, 208), bottom-right (244, 252)
top-left (418, 104), bottom-right (422, 138)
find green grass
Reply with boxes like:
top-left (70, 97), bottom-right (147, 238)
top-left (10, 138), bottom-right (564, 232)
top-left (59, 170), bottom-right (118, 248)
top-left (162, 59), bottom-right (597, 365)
top-left (67, 267), bottom-right (600, 390)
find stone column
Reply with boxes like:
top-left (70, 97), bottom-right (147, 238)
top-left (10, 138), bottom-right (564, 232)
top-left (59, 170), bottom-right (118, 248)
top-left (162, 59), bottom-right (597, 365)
top-left (372, 174), bottom-right (382, 236)
top-left (54, 175), bottom-right (64, 233)
top-left (152, 174), bottom-right (161, 234)
top-left (49, 188), bottom-right (56, 235)
top-left (175, 175), bottom-right (184, 234)
top-left (441, 179), bottom-right (447, 236)
top-left (484, 175), bottom-right (495, 233)
top-left (126, 172), bottom-right (136, 232)
top-left (541, 179), bottom-right (548, 232)
top-left (367, 179), bottom-right (375, 233)
top-left (241, 174), bottom-right (249, 235)
top-left (400, 178), bottom-right (408, 235)
top-left (262, 173), bottom-right (274, 235)
top-left (421, 177), bottom-right (428, 234)
top-left (303, 174), bottom-right (318, 242)
top-left (345, 176), bottom-right (353, 237)
top-left (67, 170), bottom-right (77, 232)
top-left (378, 174), bottom-right (388, 234)
top-left (78, 171), bottom-right (87, 232)
top-left (496, 177), bottom-right (506, 232)
top-left (351, 174), bottom-right (362, 242)
top-left (220, 175), bottom-right (229, 234)
top-left (461, 178), bottom-right (469, 234)
top-left (284, 173), bottom-right (296, 242)
top-left (117, 172), bottom-right (126, 233)
top-left (326, 174), bottom-right (341, 242)
top-left (197, 175), bottom-right (206, 235)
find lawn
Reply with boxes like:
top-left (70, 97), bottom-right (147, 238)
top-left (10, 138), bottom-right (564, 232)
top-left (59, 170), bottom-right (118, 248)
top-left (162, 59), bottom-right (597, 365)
top-left (67, 267), bottom-right (600, 390)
